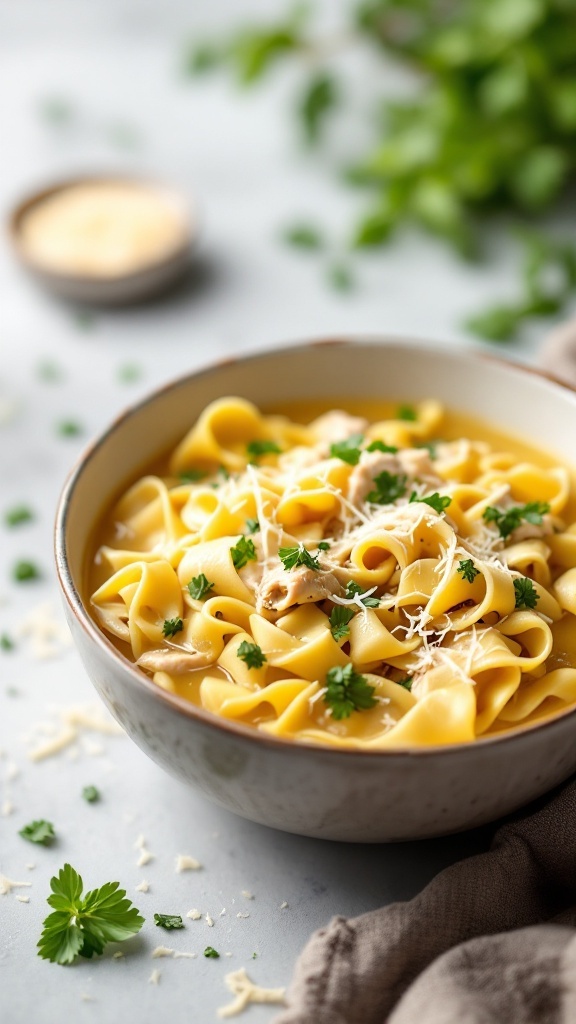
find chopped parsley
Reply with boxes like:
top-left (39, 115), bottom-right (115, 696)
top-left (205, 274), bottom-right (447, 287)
top-left (37, 863), bottom-right (144, 964)
top-left (366, 471), bottom-right (407, 504)
top-left (366, 440), bottom-right (398, 454)
top-left (117, 363), bottom-right (142, 384)
top-left (237, 641), bottom-right (267, 669)
top-left (456, 559), bottom-right (480, 583)
top-left (344, 581), bottom-right (380, 607)
top-left (82, 786), bottom-right (100, 803)
top-left (154, 914), bottom-right (184, 930)
top-left (282, 223), bottom-right (323, 250)
top-left (329, 606), bottom-right (354, 641)
top-left (56, 420), bottom-right (83, 437)
top-left (483, 502), bottom-right (550, 539)
top-left (1, 633), bottom-right (15, 651)
top-left (514, 577), bottom-right (540, 609)
top-left (5, 505), bottom-right (34, 527)
top-left (329, 433), bottom-right (364, 465)
top-left (245, 517), bottom-right (260, 534)
top-left (327, 262), bottom-right (355, 293)
top-left (19, 819), bottom-right (55, 845)
top-left (324, 664), bottom-right (377, 720)
top-left (162, 617), bottom-right (183, 638)
top-left (246, 439), bottom-right (282, 460)
top-left (230, 536), bottom-right (258, 569)
top-left (187, 573), bottom-right (214, 600)
top-left (397, 676), bottom-right (413, 691)
top-left (409, 492), bottom-right (452, 513)
top-left (179, 469), bottom-right (207, 483)
top-left (397, 405), bottom-right (417, 421)
top-left (279, 544), bottom-right (320, 571)
top-left (204, 946), bottom-right (220, 959)
top-left (318, 541), bottom-right (330, 551)
top-left (13, 560), bottom-right (41, 582)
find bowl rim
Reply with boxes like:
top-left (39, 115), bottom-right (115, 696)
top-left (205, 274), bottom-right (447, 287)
top-left (54, 335), bottom-right (576, 760)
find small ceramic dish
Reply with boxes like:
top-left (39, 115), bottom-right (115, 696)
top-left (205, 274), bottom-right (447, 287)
top-left (55, 340), bottom-right (576, 841)
top-left (9, 175), bottom-right (195, 305)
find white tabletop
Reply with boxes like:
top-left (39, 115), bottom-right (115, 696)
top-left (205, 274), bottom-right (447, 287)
top-left (0, 3), bottom-right (550, 1021)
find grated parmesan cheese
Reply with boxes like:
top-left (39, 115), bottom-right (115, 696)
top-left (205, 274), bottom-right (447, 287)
top-left (175, 854), bottom-right (202, 872)
top-left (186, 909), bottom-right (202, 920)
top-left (16, 895), bottom-right (30, 903)
top-left (217, 968), bottom-right (286, 1019)
top-left (149, 969), bottom-right (161, 985)
top-left (0, 875), bottom-right (32, 896)
top-left (205, 914), bottom-right (214, 927)
top-left (151, 946), bottom-right (175, 959)
top-left (135, 880), bottom-right (150, 893)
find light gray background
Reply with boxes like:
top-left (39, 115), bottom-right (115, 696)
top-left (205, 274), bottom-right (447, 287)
top-left (0, 2), bottom-right (566, 1022)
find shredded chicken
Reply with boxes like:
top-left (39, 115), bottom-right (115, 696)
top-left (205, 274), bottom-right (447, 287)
top-left (311, 410), bottom-right (368, 446)
top-left (257, 564), bottom-right (343, 613)
top-left (137, 649), bottom-right (212, 674)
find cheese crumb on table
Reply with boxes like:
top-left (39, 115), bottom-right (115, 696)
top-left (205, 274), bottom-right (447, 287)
top-left (240, 890), bottom-right (254, 900)
top-left (135, 880), bottom-right (150, 893)
top-left (279, 902), bottom-right (289, 910)
top-left (149, 969), bottom-right (161, 985)
top-left (151, 946), bottom-right (175, 959)
top-left (205, 914), bottom-right (214, 927)
top-left (186, 909), bottom-right (202, 920)
top-left (16, 895), bottom-right (30, 903)
top-left (134, 834), bottom-right (154, 867)
top-left (0, 875), bottom-right (32, 896)
top-left (175, 854), bottom-right (202, 872)
top-left (217, 969), bottom-right (286, 1019)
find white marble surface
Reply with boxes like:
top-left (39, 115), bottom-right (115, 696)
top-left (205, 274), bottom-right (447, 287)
top-left (0, 3), bottom-right (563, 1022)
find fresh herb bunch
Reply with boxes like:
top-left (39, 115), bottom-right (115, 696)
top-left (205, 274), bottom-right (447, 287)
top-left (185, 0), bottom-right (576, 339)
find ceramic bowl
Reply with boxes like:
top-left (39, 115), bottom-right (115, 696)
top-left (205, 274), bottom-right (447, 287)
top-left (55, 340), bottom-right (576, 841)
top-left (9, 175), bottom-right (195, 305)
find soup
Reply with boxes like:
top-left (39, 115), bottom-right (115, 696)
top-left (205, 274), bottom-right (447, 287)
top-left (87, 396), bottom-right (576, 749)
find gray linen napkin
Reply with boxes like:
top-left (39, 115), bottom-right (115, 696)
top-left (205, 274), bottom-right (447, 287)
top-left (275, 777), bottom-right (576, 1024)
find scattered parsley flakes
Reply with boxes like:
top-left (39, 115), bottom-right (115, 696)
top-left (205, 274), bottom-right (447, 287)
top-left (344, 581), bottom-right (380, 607)
top-left (56, 420), bottom-right (83, 438)
top-left (37, 359), bottom-right (64, 383)
top-left (483, 502), bottom-right (550, 539)
top-left (187, 574), bottom-right (214, 600)
top-left (4, 505), bottom-right (34, 527)
top-left (37, 863), bottom-right (144, 964)
top-left (397, 677), bottom-right (413, 691)
top-left (514, 577), bottom-right (540, 609)
top-left (117, 363), bottom-right (142, 384)
top-left (327, 262), bottom-right (355, 293)
top-left (329, 433), bottom-right (364, 466)
top-left (366, 440), bottom-right (398, 453)
top-left (162, 617), bottom-right (183, 638)
top-left (179, 469), bottom-right (207, 483)
top-left (245, 518), bottom-right (260, 534)
top-left (82, 786), bottom-right (100, 804)
top-left (282, 223), bottom-right (323, 250)
top-left (456, 559), bottom-right (480, 583)
top-left (19, 820), bottom-right (55, 846)
top-left (230, 536), bottom-right (257, 570)
top-left (154, 914), bottom-right (184, 930)
top-left (366, 471), bottom-right (407, 505)
top-left (237, 641), bottom-right (267, 670)
top-left (324, 664), bottom-right (377, 720)
top-left (410, 491), bottom-right (452, 513)
top-left (246, 439), bottom-right (282, 460)
top-left (397, 405), bottom-right (417, 421)
top-left (204, 946), bottom-right (220, 959)
top-left (329, 606), bottom-right (354, 641)
top-left (278, 544), bottom-right (320, 571)
top-left (13, 560), bottom-right (41, 582)
top-left (1, 633), bottom-right (15, 652)
top-left (72, 309), bottom-right (95, 331)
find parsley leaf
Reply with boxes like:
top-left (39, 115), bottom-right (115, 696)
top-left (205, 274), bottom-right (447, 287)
top-left (366, 440), bottom-right (398, 453)
top-left (299, 70), bottom-right (339, 145)
top-left (187, 573), bottom-right (214, 600)
top-left (330, 433), bottom-right (364, 465)
top-left (56, 420), bottom-right (83, 438)
top-left (397, 676), bottom-right (413, 691)
top-left (37, 864), bottom-right (144, 964)
top-left (13, 560), bottom-right (41, 582)
top-left (279, 544), bottom-right (320, 571)
top-left (204, 946), bottom-right (220, 959)
top-left (230, 536), bottom-right (258, 570)
top-left (154, 913), bottom-right (184, 930)
top-left (179, 469), bottom-right (207, 484)
top-left (327, 262), bottom-right (355, 293)
top-left (19, 819), bottom-right (55, 845)
top-left (162, 617), bottom-right (183, 638)
top-left (246, 439), bottom-right (282, 460)
top-left (245, 518), bottom-right (260, 534)
top-left (366, 471), bottom-right (407, 504)
top-left (324, 664), bottom-right (377, 720)
top-left (282, 223), bottom-right (323, 250)
top-left (409, 492), bottom-right (452, 513)
top-left (4, 506), bottom-right (34, 527)
top-left (1, 633), bottom-right (15, 651)
top-left (82, 786), bottom-right (100, 804)
top-left (329, 606), bottom-right (354, 641)
top-left (318, 541), bottom-right (330, 551)
top-left (397, 405), bottom-right (417, 421)
top-left (457, 559), bottom-right (480, 583)
top-left (514, 577), bottom-right (540, 609)
top-left (484, 501), bottom-right (551, 539)
top-left (344, 581), bottom-right (380, 607)
top-left (237, 641), bottom-right (267, 669)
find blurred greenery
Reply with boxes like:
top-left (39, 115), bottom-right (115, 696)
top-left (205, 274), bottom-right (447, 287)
top-left (185, 0), bottom-right (576, 339)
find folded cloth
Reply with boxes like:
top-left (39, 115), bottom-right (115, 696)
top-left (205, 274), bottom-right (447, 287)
top-left (275, 777), bottom-right (576, 1024)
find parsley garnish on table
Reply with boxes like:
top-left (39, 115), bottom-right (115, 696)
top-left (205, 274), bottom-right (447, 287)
top-left (483, 502), bottom-right (550, 539)
top-left (13, 560), bottom-right (41, 582)
top-left (324, 664), bottom-right (377, 720)
top-left (82, 786), bottom-right (100, 804)
top-left (329, 606), bottom-right (355, 641)
top-left (231, 536), bottom-right (258, 569)
top-left (187, 573), bottom-right (214, 600)
top-left (154, 914), bottom-right (184, 930)
top-left (366, 471), bottom-right (407, 504)
top-left (204, 946), bottom-right (220, 959)
top-left (237, 641), bottom-right (267, 669)
top-left (4, 505), bottom-right (34, 527)
top-left (19, 820), bottom-right (55, 845)
top-left (514, 578), bottom-right (540, 609)
top-left (279, 544), bottom-right (320, 571)
top-left (37, 864), bottom-right (144, 964)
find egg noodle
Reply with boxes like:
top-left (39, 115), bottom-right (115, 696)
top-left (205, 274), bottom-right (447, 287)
top-left (89, 397), bottom-right (576, 749)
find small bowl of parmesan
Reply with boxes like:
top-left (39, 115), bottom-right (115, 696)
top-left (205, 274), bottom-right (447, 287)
top-left (9, 175), bottom-right (195, 305)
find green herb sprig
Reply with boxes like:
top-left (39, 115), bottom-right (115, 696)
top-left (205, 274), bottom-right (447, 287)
top-left (187, 574), bottom-right (214, 600)
top-left (237, 641), bottom-right (267, 669)
top-left (279, 544), bottom-right (320, 571)
top-left (483, 502), bottom-right (550, 539)
top-left (231, 536), bottom-right (258, 570)
top-left (324, 664), bottom-right (377, 720)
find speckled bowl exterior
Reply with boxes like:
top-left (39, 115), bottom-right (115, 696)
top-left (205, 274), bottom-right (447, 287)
top-left (55, 340), bottom-right (576, 841)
